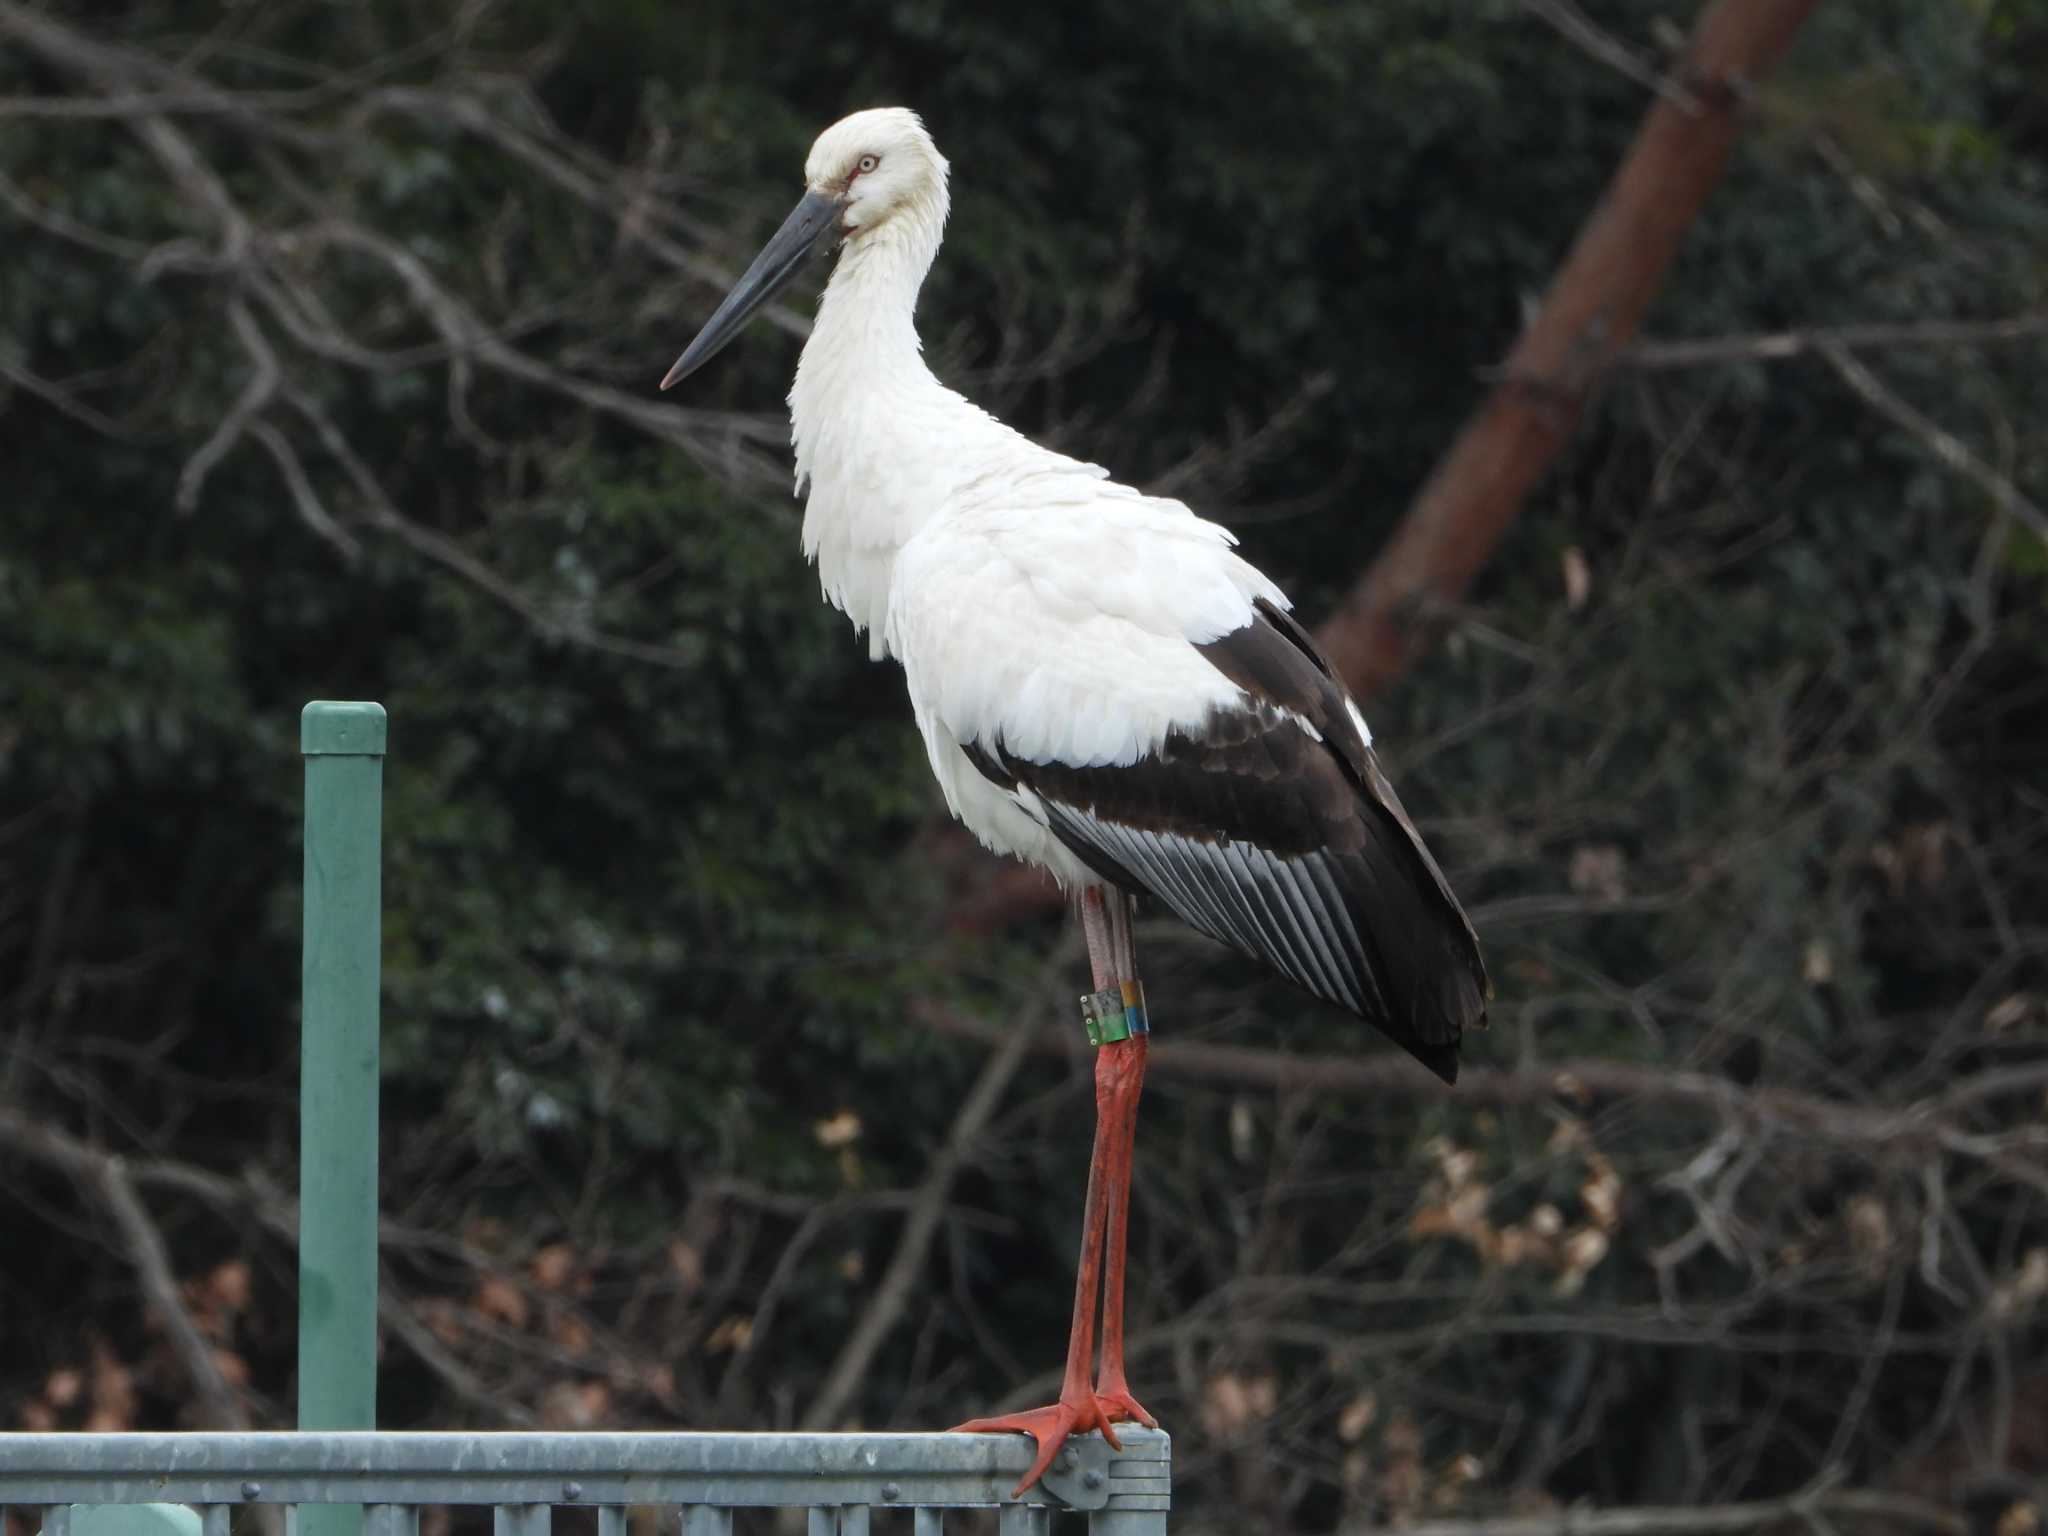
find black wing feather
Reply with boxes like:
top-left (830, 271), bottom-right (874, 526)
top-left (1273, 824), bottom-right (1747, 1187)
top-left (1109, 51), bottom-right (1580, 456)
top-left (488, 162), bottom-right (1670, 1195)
top-left (967, 601), bottom-right (1488, 1083)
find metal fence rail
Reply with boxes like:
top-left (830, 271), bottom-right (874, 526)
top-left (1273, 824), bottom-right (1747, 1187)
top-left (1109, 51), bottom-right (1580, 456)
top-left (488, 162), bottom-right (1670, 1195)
top-left (0, 1428), bottom-right (1170, 1535)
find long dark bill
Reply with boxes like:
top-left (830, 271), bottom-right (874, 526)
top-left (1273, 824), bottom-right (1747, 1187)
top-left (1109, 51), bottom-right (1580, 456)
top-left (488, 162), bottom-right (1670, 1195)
top-left (659, 189), bottom-right (845, 390)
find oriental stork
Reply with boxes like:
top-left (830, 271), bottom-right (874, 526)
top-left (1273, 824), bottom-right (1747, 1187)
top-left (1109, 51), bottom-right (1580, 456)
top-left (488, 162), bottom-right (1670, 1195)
top-left (661, 107), bottom-right (1489, 1492)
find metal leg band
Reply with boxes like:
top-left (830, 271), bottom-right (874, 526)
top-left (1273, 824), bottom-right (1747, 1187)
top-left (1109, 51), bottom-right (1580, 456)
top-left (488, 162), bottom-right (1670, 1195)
top-left (1080, 981), bottom-right (1150, 1045)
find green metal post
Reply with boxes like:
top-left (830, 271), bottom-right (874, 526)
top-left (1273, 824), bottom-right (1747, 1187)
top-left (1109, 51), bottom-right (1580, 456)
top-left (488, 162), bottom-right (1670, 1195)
top-left (299, 702), bottom-right (386, 1536)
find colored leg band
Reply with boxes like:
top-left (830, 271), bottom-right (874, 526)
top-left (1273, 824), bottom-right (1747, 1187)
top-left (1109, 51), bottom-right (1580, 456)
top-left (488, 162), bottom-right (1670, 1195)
top-left (1080, 981), bottom-right (1150, 1045)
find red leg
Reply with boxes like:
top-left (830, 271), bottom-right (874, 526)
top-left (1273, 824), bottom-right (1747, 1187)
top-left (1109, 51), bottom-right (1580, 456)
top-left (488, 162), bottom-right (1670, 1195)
top-left (952, 889), bottom-right (1155, 1494)
top-left (1094, 1034), bottom-right (1156, 1427)
top-left (951, 896), bottom-right (1125, 1495)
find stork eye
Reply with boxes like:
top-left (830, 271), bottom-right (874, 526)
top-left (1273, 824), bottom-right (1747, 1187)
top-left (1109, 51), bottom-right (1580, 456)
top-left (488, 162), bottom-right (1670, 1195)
top-left (855, 154), bottom-right (880, 175)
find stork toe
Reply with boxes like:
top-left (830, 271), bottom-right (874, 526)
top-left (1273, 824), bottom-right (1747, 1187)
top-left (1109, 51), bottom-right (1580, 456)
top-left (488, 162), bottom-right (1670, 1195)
top-left (950, 1397), bottom-right (1124, 1496)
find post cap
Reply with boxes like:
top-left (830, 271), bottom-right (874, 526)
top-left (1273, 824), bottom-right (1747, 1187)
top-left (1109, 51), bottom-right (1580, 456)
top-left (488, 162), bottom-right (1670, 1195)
top-left (301, 701), bottom-right (388, 757)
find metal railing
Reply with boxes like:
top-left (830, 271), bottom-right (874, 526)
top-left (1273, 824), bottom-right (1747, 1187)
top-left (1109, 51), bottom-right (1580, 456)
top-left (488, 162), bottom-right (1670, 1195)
top-left (2, 1428), bottom-right (1170, 1534)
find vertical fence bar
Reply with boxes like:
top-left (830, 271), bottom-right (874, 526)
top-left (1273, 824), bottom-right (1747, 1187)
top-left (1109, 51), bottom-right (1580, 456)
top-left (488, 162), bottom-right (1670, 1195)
top-left (912, 1512), bottom-right (944, 1536)
top-left (299, 701), bottom-right (387, 1536)
top-left (680, 1511), bottom-right (731, 1536)
top-left (491, 1508), bottom-right (549, 1536)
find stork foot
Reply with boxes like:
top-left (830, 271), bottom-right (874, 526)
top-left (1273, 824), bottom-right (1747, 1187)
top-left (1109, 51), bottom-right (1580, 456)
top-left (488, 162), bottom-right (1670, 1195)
top-left (1093, 1377), bottom-right (1157, 1428)
top-left (950, 1396), bottom-right (1124, 1496)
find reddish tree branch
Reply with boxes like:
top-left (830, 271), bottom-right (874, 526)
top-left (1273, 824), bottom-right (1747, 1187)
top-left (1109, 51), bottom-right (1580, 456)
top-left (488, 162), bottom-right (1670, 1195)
top-left (1314, 0), bottom-right (1823, 699)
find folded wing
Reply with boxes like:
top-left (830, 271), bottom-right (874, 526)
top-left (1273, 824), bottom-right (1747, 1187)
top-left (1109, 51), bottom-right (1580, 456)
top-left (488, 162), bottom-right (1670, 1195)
top-left (964, 599), bottom-right (1489, 1083)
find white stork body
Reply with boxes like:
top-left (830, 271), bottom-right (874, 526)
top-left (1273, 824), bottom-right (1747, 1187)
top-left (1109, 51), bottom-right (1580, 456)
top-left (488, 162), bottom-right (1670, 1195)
top-left (668, 107), bottom-right (1486, 1082)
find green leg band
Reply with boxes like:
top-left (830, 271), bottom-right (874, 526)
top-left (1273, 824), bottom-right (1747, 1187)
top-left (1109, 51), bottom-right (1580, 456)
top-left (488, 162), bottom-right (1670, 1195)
top-left (1080, 981), bottom-right (1149, 1045)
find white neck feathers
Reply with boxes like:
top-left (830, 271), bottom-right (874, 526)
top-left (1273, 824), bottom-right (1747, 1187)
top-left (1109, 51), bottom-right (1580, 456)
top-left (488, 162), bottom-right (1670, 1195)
top-left (788, 185), bottom-right (958, 656)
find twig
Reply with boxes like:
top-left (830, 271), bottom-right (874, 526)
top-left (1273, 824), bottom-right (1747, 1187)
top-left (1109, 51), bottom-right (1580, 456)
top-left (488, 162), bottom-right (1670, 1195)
top-left (1625, 313), bottom-right (2048, 370)
top-left (0, 355), bottom-right (133, 437)
top-left (1814, 337), bottom-right (2048, 545)
top-left (247, 419), bottom-right (361, 561)
top-left (799, 1010), bottom-right (1041, 1429)
top-left (0, 1106), bottom-right (249, 1429)
top-left (378, 1276), bottom-right (533, 1426)
top-left (353, 86), bottom-right (809, 340)
top-left (0, 1107), bottom-right (517, 1424)
top-left (176, 298), bottom-right (281, 513)
top-left (1518, 0), bottom-right (1704, 112)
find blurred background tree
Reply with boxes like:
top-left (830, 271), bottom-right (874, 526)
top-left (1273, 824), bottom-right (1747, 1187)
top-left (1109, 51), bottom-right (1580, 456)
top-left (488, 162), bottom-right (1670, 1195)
top-left (2, 1), bottom-right (2045, 1531)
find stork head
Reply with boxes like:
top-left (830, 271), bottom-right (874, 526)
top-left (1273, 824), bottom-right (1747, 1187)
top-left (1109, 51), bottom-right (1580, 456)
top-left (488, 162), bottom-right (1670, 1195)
top-left (805, 107), bottom-right (949, 241)
top-left (659, 107), bottom-right (948, 390)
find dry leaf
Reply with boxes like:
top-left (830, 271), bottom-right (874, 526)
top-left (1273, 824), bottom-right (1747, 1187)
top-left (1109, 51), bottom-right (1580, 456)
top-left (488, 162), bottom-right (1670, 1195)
top-left (1337, 1392), bottom-right (1377, 1443)
top-left (1846, 1193), bottom-right (1890, 1271)
top-left (419, 1299), bottom-right (464, 1346)
top-left (207, 1261), bottom-right (253, 1314)
top-left (548, 1311), bottom-right (593, 1358)
top-left (1580, 1154), bottom-right (1621, 1232)
top-left (1803, 940), bottom-right (1833, 985)
top-left (1989, 1248), bottom-right (2048, 1321)
top-left (1199, 1371), bottom-right (1274, 1436)
top-left (705, 1314), bottom-right (754, 1354)
top-left (1229, 1099), bottom-right (1256, 1163)
top-left (1554, 1228), bottom-right (1610, 1296)
top-left (1562, 546), bottom-right (1591, 611)
top-left (472, 1274), bottom-right (530, 1330)
top-left (667, 1238), bottom-right (704, 1293)
top-left (813, 1110), bottom-right (862, 1148)
top-left (1380, 1414), bottom-right (1424, 1521)
top-left (640, 1363), bottom-right (676, 1401)
top-left (44, 1367), bottom-right (83, 1408)
top-left (89, 1339), bottom-right (136, 1430)
top-left (537, 1380), bottom-right (608, 1429)
top-left (1985, 994), bottom-right (2035, 1032)
top-left (530, 1243), bottom-right (576, 1293)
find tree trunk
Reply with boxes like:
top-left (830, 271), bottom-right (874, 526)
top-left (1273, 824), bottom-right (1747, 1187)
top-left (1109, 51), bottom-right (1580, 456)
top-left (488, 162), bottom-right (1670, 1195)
top-left (1313, 0), bottom-right (1824, 699)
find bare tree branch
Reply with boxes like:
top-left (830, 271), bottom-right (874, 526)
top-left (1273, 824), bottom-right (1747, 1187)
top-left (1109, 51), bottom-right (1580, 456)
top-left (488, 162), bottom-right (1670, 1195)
top-left (799, 993), bottom-right (1048, 1430)
top-left (175, 299), bottom-right (281, 513)
top-left (1814, 337), bottom-right (2048, 545)
top-left (1517, 0), bottom-right (1705, 112)
top-left (246, 418), bottom-right (361, 560)
top-left (1626, 313), bottom-right (2048, 370)
top-left (0, 1105), bottom-right (250, 1430)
